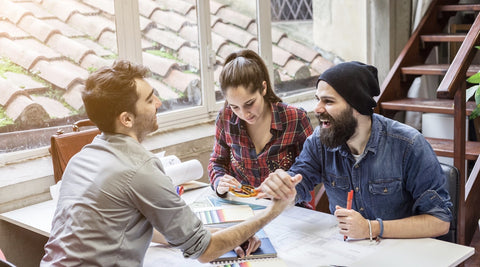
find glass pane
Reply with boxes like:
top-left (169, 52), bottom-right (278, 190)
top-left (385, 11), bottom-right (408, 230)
top-left (141, 0), bottom-right (202, 113)
top-left (210, 0), bottom-right (258, 102)
top-left (270, 0), bottom-right (334, 98)
top-left (0, 0), bottom-right (119, 152)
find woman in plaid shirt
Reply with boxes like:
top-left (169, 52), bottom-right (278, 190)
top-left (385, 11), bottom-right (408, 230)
top-left (208, 50), bottom-right (313, 202)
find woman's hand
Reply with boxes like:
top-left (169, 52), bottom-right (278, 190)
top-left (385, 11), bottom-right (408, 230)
top-left (216, 174), bottom-right (243, 195)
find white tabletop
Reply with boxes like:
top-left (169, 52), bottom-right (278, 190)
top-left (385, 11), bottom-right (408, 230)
top-left (1, 187), bottom-right (475, 267)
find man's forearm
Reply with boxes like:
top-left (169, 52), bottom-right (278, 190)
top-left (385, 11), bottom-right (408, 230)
top-left (374, 214), bottom-right (450, 239)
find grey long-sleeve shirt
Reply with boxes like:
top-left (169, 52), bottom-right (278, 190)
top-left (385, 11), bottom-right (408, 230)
top-left (41, 133), bottom-right (211, 266)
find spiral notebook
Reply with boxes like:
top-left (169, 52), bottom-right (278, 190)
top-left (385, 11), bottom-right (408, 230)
top-left (213, 257), bottom-right (288, 267)
top-left (211, 229), bottom-right (277, 264)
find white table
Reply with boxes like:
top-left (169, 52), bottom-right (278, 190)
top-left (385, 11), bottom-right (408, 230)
top-left (0, 187), bottom-right (475, 267)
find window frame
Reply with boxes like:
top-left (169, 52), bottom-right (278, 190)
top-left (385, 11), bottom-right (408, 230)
top-left (0, 0), bottom-right (316, 163)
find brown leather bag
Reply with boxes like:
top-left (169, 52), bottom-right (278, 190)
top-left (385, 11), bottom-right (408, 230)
top-left (49, 119), bottom-right (100, 183)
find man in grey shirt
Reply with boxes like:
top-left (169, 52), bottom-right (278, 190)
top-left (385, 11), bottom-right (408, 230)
top-left (41, 60), bottom-right (299, 266)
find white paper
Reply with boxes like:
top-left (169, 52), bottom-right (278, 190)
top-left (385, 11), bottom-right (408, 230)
top-left (164, 159), bottom-right (204, 185)
top-left (49, 180), bottom-right (62, 204)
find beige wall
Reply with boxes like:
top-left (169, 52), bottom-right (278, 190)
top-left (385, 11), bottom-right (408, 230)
top-left (312, 0), bottom-right (412, 85)
top-left (313, 0), bottom-right (367, 63)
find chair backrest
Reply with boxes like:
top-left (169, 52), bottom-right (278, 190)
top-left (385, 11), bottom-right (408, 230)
top-left (49, 119), bottom-right (100, 183)
top-left (436, 163), bottom-right (459, 243)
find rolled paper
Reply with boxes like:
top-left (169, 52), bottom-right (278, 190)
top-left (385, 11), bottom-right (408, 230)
top-left (164, 159), bottom-right (204, 186)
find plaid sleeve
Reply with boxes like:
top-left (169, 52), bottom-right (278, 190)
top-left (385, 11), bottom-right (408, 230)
top-left (207, 111), bottom-right (231, 190)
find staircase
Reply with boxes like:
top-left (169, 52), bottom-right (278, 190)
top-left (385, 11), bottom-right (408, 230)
top-left (376, 0), bottom-right (480, 245)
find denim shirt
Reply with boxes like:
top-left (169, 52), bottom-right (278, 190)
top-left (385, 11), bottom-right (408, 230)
top-left (291, 114), bottom-right (452, 222)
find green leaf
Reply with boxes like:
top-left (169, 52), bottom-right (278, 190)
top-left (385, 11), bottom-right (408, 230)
top-left (469, 106), bottom-right (480, 120)
top-left (467, 72), bottom-right (480, 83)
top-left (466, 85), bottom-right (478, 101)
top-left (476, 87), bottom-right (480, 105)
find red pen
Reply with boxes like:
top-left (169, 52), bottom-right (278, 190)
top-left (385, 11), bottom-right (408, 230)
top-left (344, 189), bottom-right (354, 241)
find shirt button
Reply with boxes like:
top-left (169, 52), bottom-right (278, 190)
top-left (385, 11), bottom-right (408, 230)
top-left (331, 181), bottom-right (336, 186)
top-left (383, 187), bottom-right (388, 193)
top-left (360, 207), bottom-right (364, 211)
top-left (355, 187), bottom-right (359, 192)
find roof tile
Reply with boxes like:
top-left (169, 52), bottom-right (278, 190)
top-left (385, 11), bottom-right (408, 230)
top-left (310, 56), bottom-right (334, 75)
top-left (79, 53), bottom-right (112, 70)
top-left (163, 69), bottom-right (199, 93)
top-left (247, 41), bottom-right (293, 67)
top-left (0, 21), bottom-right (29, 39)
top-left (247, 24), bottom-right (286, 44)
top-left (81, 0), bottom-right (114, 16)
top-left (62, 82), bottom-right (84, 110)
top-left (216, 8), bottom-right (254, 29)
top-left (97, 30), bottom-right (117, 52)
top-left (278, 38), bottom-right (319, 62)
top-left (42, 18), bottom-right (85, 37)
top-left (274, 69), bottom-right (292, 82)
top-left (73, 37), bottom-right (115, 58)
top-left (283, 59), bottom-right (311, 79)
top-left (68, 13), bottom-right (115, 40)
top-left (138, 0), bottom-right (160, 18)
top-left (5, 95), bottom-right (49, 124)
top-left (144, 28), bottom-right (188, 51)
top-left (3, 72), bottom-right (48, 93)
top-left (178, 46), bottom-right (200, 69)
top-left (210, 1), bottom-right (227, 14)
top-left (41, 0), bottom-right (97, 22)
top-left (142, 52), bottom-right (179, 77)
top-left (178, 25), bottom-right (198, 43)
top-left (139, 16), bottom-right (157, 32)
top-left (30, 60), bottom-right (88, 90)
top-left (15, 38), bottom-right (61, 59)
top-left (160, 0), bottom-right (195, 16)
top-left (0, 78), bottom-right (29, 106)
top-left (150, 9), bottom-right (191, 32)
top-left (0, 0), bottom-right (33, 24)
top-left (0, 38), bottom-right (49, 70)
top-left (17, 2), bottom-right (54, 19)
top-left (217, 43), bottom-right (241, 60)
top-left (47, 34), bottom-right (95, 63)
top-left (212, 32), bottom-right (227, 53)
top-left (31, 95), bottom-right (71, 119)
top-left (213, 22), bottom-right (255, 47)
top-left (145, 77), bottom-right (179, 100)
top-left (17, 15), bottom-right (60, 42)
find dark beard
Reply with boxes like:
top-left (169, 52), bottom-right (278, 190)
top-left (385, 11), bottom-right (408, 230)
top-left (316, 106), bottom-right (357, 149)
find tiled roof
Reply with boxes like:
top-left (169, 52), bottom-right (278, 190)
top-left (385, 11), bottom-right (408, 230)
top-left (0, 0), bottom-right (333, 131)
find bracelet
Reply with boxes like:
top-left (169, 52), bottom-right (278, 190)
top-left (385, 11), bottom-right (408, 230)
top-left (367, 219), bottom-right (373, 241)
top-left (376, 218), bottom-right (384, 238)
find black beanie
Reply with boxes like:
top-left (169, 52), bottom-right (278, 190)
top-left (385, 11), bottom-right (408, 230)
top-left (317, 61), bottom-right (380, 115)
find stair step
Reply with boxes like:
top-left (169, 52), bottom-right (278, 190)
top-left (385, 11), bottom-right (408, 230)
top-left (381, 98), bottom-right (476, 115)
top-left (401, 64), bottom-right (480, 76)
top-left (426, 137), bottom-right (480, 161)
top-left (421, 34), bottom-right (466, 43)
top-left (439, 4), bottom-right (480, 12)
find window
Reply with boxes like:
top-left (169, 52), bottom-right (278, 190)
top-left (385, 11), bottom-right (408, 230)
top-left (0, 0), bottom-right (329, 156)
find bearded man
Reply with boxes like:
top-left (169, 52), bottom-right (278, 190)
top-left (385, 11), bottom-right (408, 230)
top-left (259, 61), bottom-right (453, 240)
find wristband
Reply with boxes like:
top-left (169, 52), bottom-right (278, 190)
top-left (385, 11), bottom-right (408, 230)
top-left (376, 218), bottom-right (384, 238)
top-left (367, 219), bottom-right (373, 241)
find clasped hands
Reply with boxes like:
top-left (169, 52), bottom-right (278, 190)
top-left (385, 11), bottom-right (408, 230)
top-left (216, 170), bottom-right (301, 201)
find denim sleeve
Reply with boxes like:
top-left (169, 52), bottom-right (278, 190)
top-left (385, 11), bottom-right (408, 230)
top-left (406, 134), bottom-right (453, 222)
top-left (289, 127), bottom-right (323, 204)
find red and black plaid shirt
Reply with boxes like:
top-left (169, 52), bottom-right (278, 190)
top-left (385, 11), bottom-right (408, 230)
top-left (208, 102), bottom-right (313, 189)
